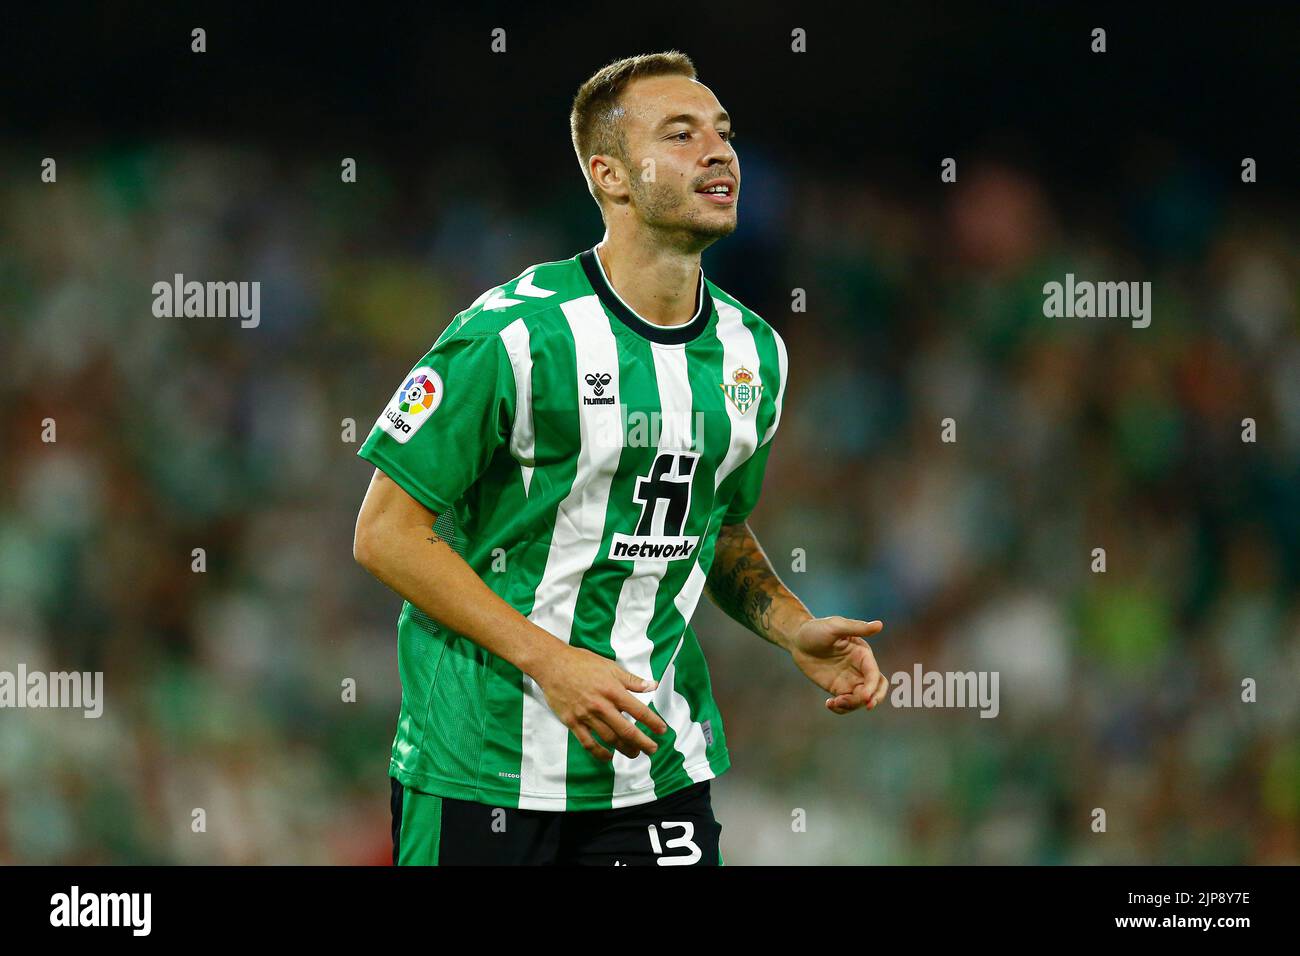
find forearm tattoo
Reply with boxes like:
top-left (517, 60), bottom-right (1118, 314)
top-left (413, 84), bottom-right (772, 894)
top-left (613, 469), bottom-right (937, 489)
top-left (705, 522), bottom-right (787, 643)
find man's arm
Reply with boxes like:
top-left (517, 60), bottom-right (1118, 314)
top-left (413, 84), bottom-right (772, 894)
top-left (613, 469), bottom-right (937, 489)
top-left (353, 468), bottom-right (667, 759)
top-left (704, 520), bottom-right (813, 651)
top-left (705, 519), bottom-right (890, 714)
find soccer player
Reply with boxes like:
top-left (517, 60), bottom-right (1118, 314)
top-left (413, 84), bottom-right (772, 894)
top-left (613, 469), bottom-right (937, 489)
top-left (353, 50), bottom-right (888, 866)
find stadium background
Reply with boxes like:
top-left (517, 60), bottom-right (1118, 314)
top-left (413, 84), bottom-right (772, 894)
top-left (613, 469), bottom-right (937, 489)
top-left (1, 4), bottom-right (1297, 863)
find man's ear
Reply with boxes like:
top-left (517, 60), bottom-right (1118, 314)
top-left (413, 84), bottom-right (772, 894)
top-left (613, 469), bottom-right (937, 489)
top-left (590, 154), bottom-right (630, 204)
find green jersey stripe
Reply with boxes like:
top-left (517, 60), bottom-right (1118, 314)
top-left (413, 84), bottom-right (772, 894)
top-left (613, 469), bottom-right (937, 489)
top-left (518, 294), bottom-right (624, 809)
top-left (644, 297), bottom-right (768, 783)
top-left (472, 315), bottom-right (538, 806)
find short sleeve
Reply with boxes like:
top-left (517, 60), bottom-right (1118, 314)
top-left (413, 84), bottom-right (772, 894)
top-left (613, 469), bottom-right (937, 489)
top-left (357, 332), bottom-right (516, 514)
top-left (722, 436), bottom-right (775, 525)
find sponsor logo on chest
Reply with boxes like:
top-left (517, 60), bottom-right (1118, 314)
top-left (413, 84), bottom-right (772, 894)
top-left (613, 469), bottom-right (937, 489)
top-left (609, 450), bottom-right (701, 562)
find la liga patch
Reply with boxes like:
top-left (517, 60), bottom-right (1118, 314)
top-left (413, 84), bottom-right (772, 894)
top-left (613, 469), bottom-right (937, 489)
top-left (376, 366), bottom-right (444, 444)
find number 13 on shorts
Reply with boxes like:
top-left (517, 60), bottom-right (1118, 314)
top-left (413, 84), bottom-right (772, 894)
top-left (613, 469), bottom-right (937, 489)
top-left (647, 821), bottom-right (703, 865)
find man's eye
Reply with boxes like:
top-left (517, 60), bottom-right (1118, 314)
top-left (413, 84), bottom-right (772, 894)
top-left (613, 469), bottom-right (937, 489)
top-left (673, 131), bottom-right (690, 141)
top-left (720, 130), bottom-right (735, 141)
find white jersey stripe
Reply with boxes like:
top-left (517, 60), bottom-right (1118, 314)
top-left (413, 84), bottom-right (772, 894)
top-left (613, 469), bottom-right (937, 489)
top-left (662, 561), bottom-right (712, 778)
top-left (713, 300), bottom-right (764, 484)
top-left (653, 300), bottom-right (766, 780)
top-left (609, 346), bottom-right (706, 806)
top-left (653, 627), bottom-right (713, 783)
top-left (499, 318), bottom-right (536, 495)
top-left (607, 573), bottom-right (664, 805)
top-left (762, 329), bottom-right (788, 447)
top-left (518, 295), bottom-right (623, 809)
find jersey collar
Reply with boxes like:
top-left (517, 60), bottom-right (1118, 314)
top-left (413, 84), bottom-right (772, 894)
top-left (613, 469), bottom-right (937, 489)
top-left (579, 246), bottom-right (714, 345)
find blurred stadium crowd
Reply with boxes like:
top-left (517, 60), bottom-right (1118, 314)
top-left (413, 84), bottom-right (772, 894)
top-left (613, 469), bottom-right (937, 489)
top-left (1, 143), bottom-right (1296, 864)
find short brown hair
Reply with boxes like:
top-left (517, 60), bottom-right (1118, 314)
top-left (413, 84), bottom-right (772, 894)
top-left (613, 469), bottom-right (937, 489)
top-left (569, 51), bottom-right (697, 210)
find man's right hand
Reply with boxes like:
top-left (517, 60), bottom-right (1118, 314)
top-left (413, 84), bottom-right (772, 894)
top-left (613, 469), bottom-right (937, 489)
top-left (532, 644), bottom-right (669, 762)
top-left (353, 472), bottom-right (669, 763)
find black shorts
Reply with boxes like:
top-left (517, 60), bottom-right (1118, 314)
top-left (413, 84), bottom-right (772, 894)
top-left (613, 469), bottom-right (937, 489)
top-left (390, 776), bottom-right (723, 866)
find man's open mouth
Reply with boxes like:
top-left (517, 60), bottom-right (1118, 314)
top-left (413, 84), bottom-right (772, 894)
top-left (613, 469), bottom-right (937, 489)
top-left (695, 179), bottom-right (736, 205)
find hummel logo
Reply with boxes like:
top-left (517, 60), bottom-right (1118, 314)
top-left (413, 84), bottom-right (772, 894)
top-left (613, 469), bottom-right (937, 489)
top-left (583, 371), bottom-right (615, 405)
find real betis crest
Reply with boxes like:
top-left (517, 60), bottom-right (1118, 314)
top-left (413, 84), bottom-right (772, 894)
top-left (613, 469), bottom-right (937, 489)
top-left (720, 365), bottom-right (763, 414)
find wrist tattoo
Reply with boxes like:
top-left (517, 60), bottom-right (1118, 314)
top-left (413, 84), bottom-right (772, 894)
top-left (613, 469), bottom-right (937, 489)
top-left (706, 524), bottom-right (784, 642)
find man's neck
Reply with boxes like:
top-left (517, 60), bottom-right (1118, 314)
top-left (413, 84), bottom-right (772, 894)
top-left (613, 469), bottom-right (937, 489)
top-left (595, 233), bottom-right (703, 328)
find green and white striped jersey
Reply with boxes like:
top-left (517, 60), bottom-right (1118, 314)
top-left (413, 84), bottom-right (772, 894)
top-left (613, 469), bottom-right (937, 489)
top-left (358, 245), bottom-right (788, 811)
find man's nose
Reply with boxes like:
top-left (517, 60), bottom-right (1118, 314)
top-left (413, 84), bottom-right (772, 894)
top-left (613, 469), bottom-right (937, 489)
top-left (703, 129), bottom-right (734, 162)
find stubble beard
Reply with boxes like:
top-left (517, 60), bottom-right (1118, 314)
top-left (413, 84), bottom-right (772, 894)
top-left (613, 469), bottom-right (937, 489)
top-left (630, 176), bottom-right (737, 252)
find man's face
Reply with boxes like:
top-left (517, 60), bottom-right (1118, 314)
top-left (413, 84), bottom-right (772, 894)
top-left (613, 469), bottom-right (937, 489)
top-left (614, 74), bottom-right (740, 245)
